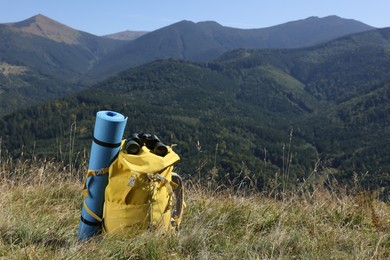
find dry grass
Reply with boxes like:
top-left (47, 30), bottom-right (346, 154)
top-left (1, 159), bottom-right (390, 259)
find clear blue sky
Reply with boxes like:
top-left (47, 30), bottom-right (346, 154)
top-left (1, 0), bottom-right (389, 36)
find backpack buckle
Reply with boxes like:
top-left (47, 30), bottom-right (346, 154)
top-left (128, 176), bottom-right (136, 187)
top-left (155, 174), bottom-right (164, 182)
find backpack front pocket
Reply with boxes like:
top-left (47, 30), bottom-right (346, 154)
top-left (104, 201), bottom-right (149, 235)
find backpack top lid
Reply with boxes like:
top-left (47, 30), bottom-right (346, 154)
top-left (115, 143), bottom-right (180, 174)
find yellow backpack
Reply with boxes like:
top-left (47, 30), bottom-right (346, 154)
top-left (103, 136), bottom-right (184, 236)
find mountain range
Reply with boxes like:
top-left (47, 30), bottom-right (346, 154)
top-left (0, 14), bottom-right (374, 116)
top-left (1, 23), bottom-right (390, 191)
top-left (89, 15), bottom-right (375, 79)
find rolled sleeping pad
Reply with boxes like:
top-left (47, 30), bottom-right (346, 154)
top-left (78, 111), bottom-right (127, 240)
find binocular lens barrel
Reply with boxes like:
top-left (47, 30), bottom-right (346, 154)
top-left (126, 140), bottom-right (140, 154)
top-left (153, 143), bottom-right (168, 156)
top-left (124, 133), bottom-right (168, 156)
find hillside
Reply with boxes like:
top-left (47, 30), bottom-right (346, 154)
top-left (1, 27), bottom-right (390, 191)
top-left (0, 15), bottom-right (126, 116)
top-left (213, 28), bottom-right (390, 175)
top-left (0, 59), bottom-right (320, 186)
top-left (89, 15), bottom-right (374, 79)
top-left (1, 160), bottom-right (389, 259)
top-left (0, 15), bottom-right (374, 117)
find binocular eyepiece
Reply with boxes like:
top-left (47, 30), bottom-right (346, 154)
top-left (124, 133), bottom-right (168, 157)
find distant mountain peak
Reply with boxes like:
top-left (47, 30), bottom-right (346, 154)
top-left (6, 14), bottom-right (81, 44)
top-left (103, 30), bottom-right (149, 41)
top-left (174, 20), bottom-right (223, 27)
top-left (196, 21), bottom-right (223, 27)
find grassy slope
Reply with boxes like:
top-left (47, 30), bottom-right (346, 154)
top-left (1, 160), bottom-right (390, 259)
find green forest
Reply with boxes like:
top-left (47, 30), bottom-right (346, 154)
top-left (1, 28), bottom-right (390, 193)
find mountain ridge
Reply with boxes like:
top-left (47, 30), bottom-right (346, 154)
top-left (89, 15), bottom-right (375, 80)
top-left (0, 14), bottom-right (377, 117)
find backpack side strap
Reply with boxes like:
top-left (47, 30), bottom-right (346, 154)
top-left (82, 168), bottom-right (110, 198)
top-left (83, 200), bottom-right (103, 223)
top-left (171, 173), bottom-right (185, 228)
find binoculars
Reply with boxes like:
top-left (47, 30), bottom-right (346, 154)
top-left (124, 133), bottom-right (168, 157)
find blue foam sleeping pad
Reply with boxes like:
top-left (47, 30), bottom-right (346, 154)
top-left (78, 111), bottom-right (127, 240)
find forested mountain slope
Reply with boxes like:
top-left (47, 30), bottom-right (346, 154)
top-left (1, 27), bottom-right (390, 190)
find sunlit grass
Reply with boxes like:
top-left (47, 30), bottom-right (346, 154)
top-left (1, 159), bottom-right (390, 259)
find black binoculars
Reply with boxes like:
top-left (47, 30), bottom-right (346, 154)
top-left (124, 133), bottom-right (168, 157)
